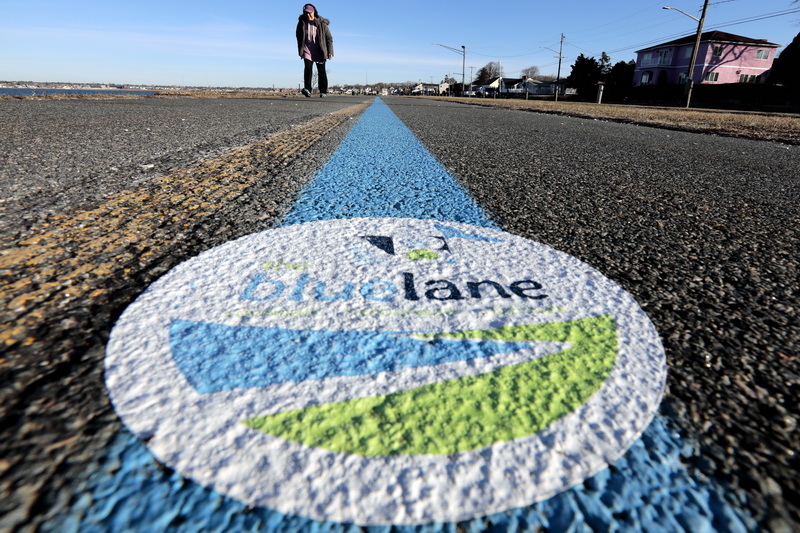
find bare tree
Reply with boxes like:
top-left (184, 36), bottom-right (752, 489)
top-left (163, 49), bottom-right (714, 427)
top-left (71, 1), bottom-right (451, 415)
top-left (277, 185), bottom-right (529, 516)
top-left (474, 61), bottom-right (503, 85)
top-left (521, 66), bottom-right (540, 79)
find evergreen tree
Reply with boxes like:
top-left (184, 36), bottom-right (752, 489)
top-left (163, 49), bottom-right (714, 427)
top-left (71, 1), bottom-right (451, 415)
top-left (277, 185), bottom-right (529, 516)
top-left (566, 54), bottom-right (602, 97)
top-left (769, 31), bottom-right (800, 88)
top-left (599, 52), bottom-right (612, 78)
top-left (607, 60), bottom-right (635, 89)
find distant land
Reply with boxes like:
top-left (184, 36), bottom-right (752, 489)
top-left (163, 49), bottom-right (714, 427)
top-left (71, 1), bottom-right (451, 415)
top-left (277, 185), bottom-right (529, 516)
top-left (0, 80), bottom-right (418, 97)
top-left (0, 80), bottom-right (282, 92)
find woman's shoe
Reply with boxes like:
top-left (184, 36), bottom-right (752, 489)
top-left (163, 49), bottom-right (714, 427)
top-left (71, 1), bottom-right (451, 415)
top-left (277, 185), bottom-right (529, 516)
top-left (301, 88), bottom-right (311, 97)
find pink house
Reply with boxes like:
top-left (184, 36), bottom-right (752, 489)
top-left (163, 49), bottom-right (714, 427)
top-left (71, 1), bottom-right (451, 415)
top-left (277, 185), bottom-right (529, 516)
top-left (634, 31), bottom-right (780, 86)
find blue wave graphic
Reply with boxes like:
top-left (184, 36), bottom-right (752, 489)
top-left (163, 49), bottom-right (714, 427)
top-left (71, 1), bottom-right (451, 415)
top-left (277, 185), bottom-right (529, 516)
top-left (169, 319), bottom-right (534, 394)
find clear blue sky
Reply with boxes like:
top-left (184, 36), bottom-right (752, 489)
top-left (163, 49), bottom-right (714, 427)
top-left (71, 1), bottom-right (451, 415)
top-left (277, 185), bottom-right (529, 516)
top-left (2, 0), bottom-right (798, 88)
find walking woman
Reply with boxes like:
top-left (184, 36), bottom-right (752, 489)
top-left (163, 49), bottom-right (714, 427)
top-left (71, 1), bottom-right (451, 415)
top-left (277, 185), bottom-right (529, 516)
top-left (296, 4), bottom-right (333, 97)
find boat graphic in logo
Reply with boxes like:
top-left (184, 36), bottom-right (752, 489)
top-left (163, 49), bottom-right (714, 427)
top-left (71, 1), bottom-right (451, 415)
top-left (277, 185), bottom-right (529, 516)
top-left (106, 218), bottom-right (666, 525)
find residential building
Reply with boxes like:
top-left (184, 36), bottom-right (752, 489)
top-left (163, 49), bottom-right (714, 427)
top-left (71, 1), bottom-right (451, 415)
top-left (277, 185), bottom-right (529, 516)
top-left (507, 77), bottom-right (564, 96)
top-left (412, 82), bottom-right (449, 96)
top-left (473, 77), bottom-right (571, 97)
top-left (634, 31), bottom-right (779, 86)
top-left (473, 77), bottom-right (503, 96)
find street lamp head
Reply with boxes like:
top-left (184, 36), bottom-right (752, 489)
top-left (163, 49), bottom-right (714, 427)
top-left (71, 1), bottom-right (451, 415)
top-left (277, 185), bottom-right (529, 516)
top-left (661, 5), bottom-right (700, 21)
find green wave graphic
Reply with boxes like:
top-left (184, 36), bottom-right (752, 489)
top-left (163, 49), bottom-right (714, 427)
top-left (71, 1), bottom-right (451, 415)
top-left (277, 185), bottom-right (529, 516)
top-left (243, 316), bottom-right (617, 456)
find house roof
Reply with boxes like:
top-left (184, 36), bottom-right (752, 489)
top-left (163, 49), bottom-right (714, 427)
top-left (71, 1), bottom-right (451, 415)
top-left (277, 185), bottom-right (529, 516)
top-left (636, 31), bottom-right (779, 53)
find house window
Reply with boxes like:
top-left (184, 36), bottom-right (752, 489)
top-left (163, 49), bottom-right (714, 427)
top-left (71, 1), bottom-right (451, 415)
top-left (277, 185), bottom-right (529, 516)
top-left (713, 45), bottom-right (723, 57)
top-left (658, 50), bottom-right (670, 65)
top-left (705, 71), bottom-right (719, 82)
top-left (755, 49), bottom-right (770, 60)
top-left (684, 47), bottom-right (692, 58)
top-left (641, 71), bottom-right (652, 85)
top-left (739, 74), bottom-right (759, 83)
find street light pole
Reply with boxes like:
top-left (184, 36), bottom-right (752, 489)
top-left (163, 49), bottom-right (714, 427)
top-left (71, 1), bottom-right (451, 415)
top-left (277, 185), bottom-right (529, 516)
top-left (663, 0), bottom-right (710, 108)
top-left (433, 43), bottom-right (466, 96)
top-left (461, 45), bottom-right (466, 97)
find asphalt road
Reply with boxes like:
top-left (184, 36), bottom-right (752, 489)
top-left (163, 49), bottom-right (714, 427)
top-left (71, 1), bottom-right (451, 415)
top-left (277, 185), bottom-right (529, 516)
top-left (388, 98), bottom-right (799, 529)
top-left (1, 95), bottom-right (798, 531)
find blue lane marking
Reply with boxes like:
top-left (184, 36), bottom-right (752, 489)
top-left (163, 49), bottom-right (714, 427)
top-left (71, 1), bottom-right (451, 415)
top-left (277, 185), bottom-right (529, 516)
top-left (281, 98), bottom-right (495, 227)
top-left (62, 98), bottom-right (756, 532)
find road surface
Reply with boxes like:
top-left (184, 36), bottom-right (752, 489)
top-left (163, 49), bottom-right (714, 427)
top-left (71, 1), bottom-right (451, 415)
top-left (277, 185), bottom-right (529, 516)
top-left (1, 95), bottom-right (797, 531)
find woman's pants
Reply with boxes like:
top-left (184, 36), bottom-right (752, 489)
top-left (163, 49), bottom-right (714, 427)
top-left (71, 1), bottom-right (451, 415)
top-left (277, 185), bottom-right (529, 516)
top-left (304, 59), bottom-right (328, 94)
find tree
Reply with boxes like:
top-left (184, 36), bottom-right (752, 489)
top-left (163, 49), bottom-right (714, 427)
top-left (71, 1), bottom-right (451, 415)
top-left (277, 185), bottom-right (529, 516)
top-left (607, 60), bottom-right (635, 89)
top-left (769, 31), bottom-right (800, 88)
top-left (565, 54), bottom-right (602, 97)
top-left (599, 52), bottom-right (612, 78)
top-left (521, 66), bottom-right (540, 79)
top-left (474, 61), bottom-right (502, 85)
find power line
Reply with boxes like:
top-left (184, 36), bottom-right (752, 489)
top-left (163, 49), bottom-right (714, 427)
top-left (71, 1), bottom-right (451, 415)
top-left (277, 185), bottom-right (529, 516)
top-left (465, 7), bottom-right (799, 64)
top-left (601, 8), bottom-right (800, 56)
top-left (564, 1), bottom-right (667, 38)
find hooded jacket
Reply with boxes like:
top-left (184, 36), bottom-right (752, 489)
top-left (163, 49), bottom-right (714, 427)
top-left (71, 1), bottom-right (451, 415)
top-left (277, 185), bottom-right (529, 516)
top-left (296, 14), bottom-right (333, 60)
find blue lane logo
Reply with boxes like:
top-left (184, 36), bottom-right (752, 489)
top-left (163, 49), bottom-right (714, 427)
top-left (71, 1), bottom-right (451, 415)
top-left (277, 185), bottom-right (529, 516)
top-left (105, 218), bottom-right (666, 525)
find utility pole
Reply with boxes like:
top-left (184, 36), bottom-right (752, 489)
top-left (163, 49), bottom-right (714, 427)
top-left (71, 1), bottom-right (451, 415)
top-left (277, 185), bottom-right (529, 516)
top-left (556, 33), bottom-right (564, 102)
top-left (540, 33), bottom-right (565, 102)
top-left (469, 66), bottom-right (475, 95)
top-left (663, 0), bottom-right (710, 108)
top-left (685, 0), bottom-right (709, 108)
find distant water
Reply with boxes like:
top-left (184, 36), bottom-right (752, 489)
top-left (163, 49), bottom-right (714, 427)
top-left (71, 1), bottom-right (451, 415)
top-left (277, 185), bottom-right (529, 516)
top-left (0, 88), bottom-right (158, 97)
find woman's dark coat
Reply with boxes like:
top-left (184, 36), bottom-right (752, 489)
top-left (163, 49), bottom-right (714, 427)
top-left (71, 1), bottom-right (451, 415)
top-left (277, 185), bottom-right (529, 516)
top-left (296, 14), bottom-right (333, 60)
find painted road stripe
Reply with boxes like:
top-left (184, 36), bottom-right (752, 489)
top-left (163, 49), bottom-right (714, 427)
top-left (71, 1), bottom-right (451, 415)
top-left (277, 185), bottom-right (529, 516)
top-left (0, 102), bottom-right (369, 352)
top-left (281, 98), bottom-right (492, 226)
top-left (96, 98), bottom-right (755, 530)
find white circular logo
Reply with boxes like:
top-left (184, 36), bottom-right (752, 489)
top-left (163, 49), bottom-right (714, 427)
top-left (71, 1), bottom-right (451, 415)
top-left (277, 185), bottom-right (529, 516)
top-left (106, 218), bottom-right (666, 525)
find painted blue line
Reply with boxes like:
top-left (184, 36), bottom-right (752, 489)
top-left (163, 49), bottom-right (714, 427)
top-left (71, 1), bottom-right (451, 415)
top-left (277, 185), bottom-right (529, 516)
top-left (281, 98), bottom-right (495, 228)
